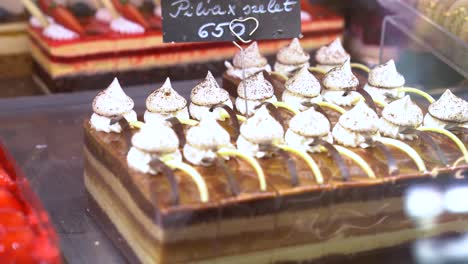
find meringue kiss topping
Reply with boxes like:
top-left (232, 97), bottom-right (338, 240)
top-left (428, 89), bottom-right (468, 123)
top-left (237, 72), bottom-right (274, 100)
top-left (232, 41), bottom-right (268, 69)
top-left (322, 59), bottom-right (359, 90)
top-left (276, 38), bottom-right (310, 65)
top-left (289, 107), bottom-right (330, 137)
top-left (191, 71), bottom-right (230, 106)
top-left (146, 78), bottom-right (187, 113)
top-left (368, 60), bottom-right (405, 88)
top-left (186, 115), bottom-right (231, 150)
top-left (131, 122), bottom-right (179, 153)
top-left (92, 78), bottom-right (134, 117)
top-left (339, 100), bottom-right (379, 132)
top-left (382, 95), bottom-right (423, 127)
top-left (240, 106), bottom-right (284, 144)
top-left (285, 66), bottom-right (321, 97)
top-left (315, 38), bottom-right (350, 65)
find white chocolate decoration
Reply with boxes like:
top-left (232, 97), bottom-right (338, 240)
top-left (110, 16), bottom-right (145, 35)
top-left (43, 23), bottom-right (78, 41)
top-left (315, 38), bottom-right (350, 66)
top-left (368, 60), bottom-right (405, 88)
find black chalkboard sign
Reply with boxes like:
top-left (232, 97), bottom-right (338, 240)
top-left (161, 0), bottom-right (301, 43)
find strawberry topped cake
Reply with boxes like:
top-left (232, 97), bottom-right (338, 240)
top-left (27, 0), bottom-right (345, 92)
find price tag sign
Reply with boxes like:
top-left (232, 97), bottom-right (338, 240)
top-left (161, 0), bottom-right (301, 43)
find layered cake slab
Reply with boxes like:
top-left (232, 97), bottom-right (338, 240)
top-left (29, 2), bottom-right (344, 92)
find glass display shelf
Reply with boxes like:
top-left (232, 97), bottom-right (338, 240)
top-left (378, 0), bottom-right (468, 80)
top-left (0, 78), bottom-right (466, 263)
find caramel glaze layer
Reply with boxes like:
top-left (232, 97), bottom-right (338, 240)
top-left (83, 116), bottom-right (468, 231)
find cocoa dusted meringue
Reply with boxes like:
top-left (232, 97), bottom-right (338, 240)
top-left (183, 113), bottom-right (234, 166)
top-left (282, 66), bottom-right (322, 111)
top-left (224, 41), bottom-right (272, 80)
top-left (144, 78), bottom-right (189, 123)
top-left (364, 60), bottom-right (406, 103)
top-left (285, 108), bottom-right (333, 153)
top-left (380, 96), bottom-right (423, 140)
top-left (237, 106), bottom-right (284, 158)
top-left (274, 38), bottom-right (310, 77)
top-left (322, 59), bottom-right (361, 106)
top-left (189, 71), bottom-right (233, 121)
top-left (90, 78), bottom-right (137, 133)
top-left (127, 122), bottom-right (182, 175)
top-left (235, 72), bottom-right (277, 116)
top-left (424, 90), bottom-right (468, 129)
top-left (332, 101), bottom-right (380, 148)
top-left (315, 38), bottom-right (350, 73)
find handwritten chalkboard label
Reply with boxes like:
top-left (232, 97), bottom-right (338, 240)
top-left (161, 0), bottom-right (301, 43)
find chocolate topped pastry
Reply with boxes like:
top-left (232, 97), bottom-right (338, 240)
top-left (380, 95), bottom-right (423, 140)
top-left (274, 38), bottom-right (310, 77)
top-left (332, 100), bottom-right (380, 148)
top-left (235, 72), bottom-right (277, 116)
top-left (90, 78), bottom-right (137, 133)
top-left (282, 66), bottom-right (322, 111)
top-left (424, 89), bottom-right (468, 129)
top-left (144, 78), bottom-right (189, 123)
top-left (236, 106), bottom-right (284, 158)
top-left (285, 107), bottom-right (332, 153)
top-left (183, 113), bottom-right (234, 166)
top-left (363, 60), bottom-right (406, 103)
top-left (224, 41), bottom-right (271, 80)
top-left (189, 71), bottom-right (233, 121)
top-left (127, 122), bottom-right (182, 174)
top-left (322, 59), bottom-right (361, 106)
top-left (315, 38), bottom-right (350, 73)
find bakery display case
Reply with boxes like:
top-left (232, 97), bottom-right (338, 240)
top-left (0, 0), bottom-right (467, 263)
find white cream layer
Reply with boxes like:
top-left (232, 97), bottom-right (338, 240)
top-left (282, 91), bottom-right (323, 111)
top-left (322, 90), bottom-right (361, 106)
top-left (363, 83), bottom-right (403, 103)
top-left (90, 110), bottom-right (137, 133)
top-left (189, 100), bottom-right (233, 121)
top-left (224, 61), bottom-right (272, 80)
top-left (111, 17), bottom-right (145, 35)
top-left (332, 123), bottom-right (379, 148)
top-left (423, 114), bottom-right (468, 129)
top-left (379, 118), bottom-right (418, 140)
top-left (274, 62), bottom-right (310, 77)
top-left (235, 96), bottom-right (277, 116)
top-left (144, 108), bottom-right (190, 124)
top-left (127, 147), bottom-right (182, 175)
top-left (285, 130), bottom-right (332, 153)
top-left (43, 23), bottom-right (78, 41)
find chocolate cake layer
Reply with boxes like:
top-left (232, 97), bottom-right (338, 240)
top-left (83, 120), bottom-right (468, 230)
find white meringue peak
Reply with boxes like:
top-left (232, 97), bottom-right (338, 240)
top-left (368, 60), bottom-right (405, 88)
top-left (428, 89), bottom-right (468, 123)
top-left (191, 71), bottom-right (230, 106)
top-left (237, 71), bottom-right (274, 100)
top-left (186, 114), bottom-right (231, 150)
top-left (289, 107), bottom-right (330, 137)
top-left (131, 121), bottom-right (179, 153)
top-left (146, 78), bottom-right (187, 113)
top-left (284, 66), bottom-right (321, 97)
top-left (232, 41), bottom-right (268, 69)
top-left (240, 106), bottom-right (284, 144)
top-left (315, 38), bottom-right (350, 65)
top-left (276, 38), bottom-right (310, 65)
top-left (382, 95), bottom-right (423, 127)
top-left (338, 100), bottom-right (379, 132)
top-left (322, 59), bottom-right (359, 90)
top-left (92, 78), bottom-right (134, 117)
